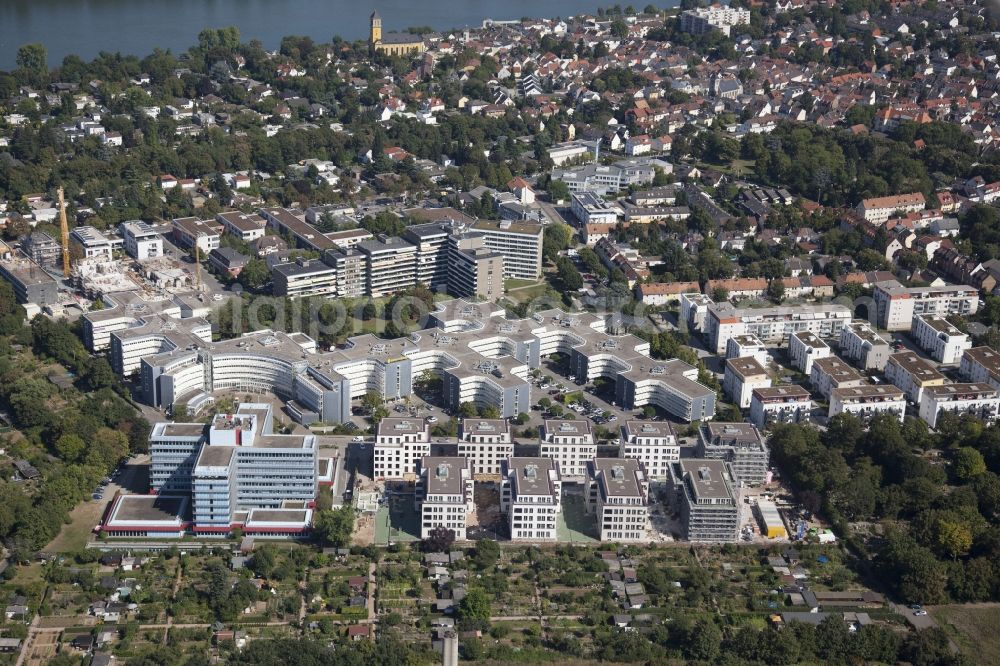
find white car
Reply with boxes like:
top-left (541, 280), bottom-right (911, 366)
top-left (426, 416), bottom-right (438, 423)
top-left (351, 436), bottom-right (365, 443)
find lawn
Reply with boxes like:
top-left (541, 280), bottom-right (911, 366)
top-left (45, 498), bottom-right (106, 553)
top-left (931, 603), bottom-right (1000, 664)
top-left (555, 491), bottom-right (598, 543)
top-left (504, 278), bottom-right (549, 304)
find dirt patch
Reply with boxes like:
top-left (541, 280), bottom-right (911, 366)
top-left (932, 603), bottom-right (1000, 664)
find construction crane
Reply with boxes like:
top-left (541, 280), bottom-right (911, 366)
top-left (57, 187), bottom-right (71, 277)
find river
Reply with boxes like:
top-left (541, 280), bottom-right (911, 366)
top-left (0, 0), bottom-right (679, 71)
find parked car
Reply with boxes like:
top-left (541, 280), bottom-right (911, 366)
top-left (426, 416), bottom-right (438, 423)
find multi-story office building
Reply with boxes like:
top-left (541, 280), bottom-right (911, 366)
top-left (671, 459), bottom-right (741, 543)
top-left (416, 457), bottom-right (474, 540)
top-left (540, 419), bottom-right (597, 480)
top-left (810, 356), bottom-right (865, 399)
top-left (457, 418), bottom-right (513, 477)
top-left (619, 421), bottom-right (678, 481)
top-left (571, 192), bottom-right (618, 227)
top-left (447, 233), bottom-right (504, 302)
top-left (724, 357), bottom-right (772, 409)
top-left (118, 221), bottom-right (163, 261)
top-left (374, 418), bottom-right (431, 480)
top-left (960, 346), bottom-right (1000, 390)
top-left (121, 299), bottom-right (715, 427)
top-left (132, 403), bottom-right (317, 537)
top-left (912, 314), bottom-right (971, 365)
top-left (0, 241), bottom-right (59, 305)
top-left (217, 211), bottom-right (266, 242)
top-left (272, 258), bottom-right (338, 299)
top-left (585, 458), bottom-right (649, 542)
top-left (471, 220), bottom-right (543, 279)
top-left (919, 383), bottom-right (1000, 428)
top-left (697, 422), bottom-right (769, 486)
top-left (749, 386), bottom-right (811, 429)
top-left (358, 235), bottom-right (417, 298)
top-left (788, 331), bottom-right (831, 375)
top-left (551, 159), bottom-right (657, 196)
top-left (704, 302), bottom-right (851, 354)
top-left (171, 217), bottom-right (221, 254)
top-left (839, 320), bottom-right (892, 371)
top-left (855, 192), bottom-right (925, 224)
top-left (829, 385), bottom-right (906, 423)
top-left (873, 281), bottom-right (978, 331)
top-left (725, 334), bottom-right (768, 366)
top-left (885, 351), bottom-right (946, 404)
top-left (500, 457), bottom-right (561, 541)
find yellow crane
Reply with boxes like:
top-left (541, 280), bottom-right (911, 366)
top-left (57, 187), bottom-right (71, 277)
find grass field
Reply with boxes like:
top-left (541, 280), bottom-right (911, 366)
top-left (504, 278), bottom-right (549, 304)
top-left (45, 498), bottom-right (106, 553)
top-left (931, 603), bottom-right (1000, 664)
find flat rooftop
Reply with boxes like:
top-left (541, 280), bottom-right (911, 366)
top-left (622, 420), bottom-right (675, 440)
top-left (702, 422), bottom-right (762, 445)
top-left (752, 385), bottom-right (810, 400)
top-left (964, 346), bottom-right (1000, 376)
top-left (111, 494), bottom-right (188, 523)
top-left (506, 457), bottom-right (557, 496)
top-left (158, 423), bottom-right (207, 438)
top-left (592, 458), bottom-right (644, 499)
top-left (813, 356), bottom-right (864, 380)
top-left (680, 459), bottom-right (734, 501)
top-left (888, 352), bottom-right (945, 382)
top-left (792, 331), bottom-right (830, 349)
top-left (196, 445), bottom-right (236, 468)
top-left (916, 314), bottom-right (963, 335)
top-left (377, 418), bottom-right (428, 438)
top-left (543, 419), bottom-right (593, 438)
top-left (726, 357), bottom-right (769, 378)
top-left (845, 321), bottom-right (889, 345)
top-left (422, 457), bottom-right (469, 495)
top-left (925, 383), bottom-right (999, 399)
top-left (831, 385), bottom-right (904, 401)
top-left (460, 419), bottom-right (509, 437)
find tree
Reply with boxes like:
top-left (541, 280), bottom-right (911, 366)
top-left (548, 179), bottom-right (570, 202)
top-left (953, 447), bottom-right (986, 482)
top-left (542, 223), bottom-right (573, 262)
top-left (457, 588), bottom-right (491, 629)
top-left (53, 434), bottom-right (85, 462)
top-left (683, 619), bottom-right (722, 661)
top-left (238, 258), bottom-right (270, 290)
top-left (610, 19), bottom-right (629, 40)
top-left (471, 538), bottom-right (500, 569)
top-left (16, 44), bottom-right (47, 83)
top-left (422, 526), bottom-right (455, 553)
top-left (935, 519), bottom-right (973, 560)
top-left (313, 506), bottom-right (355, 548)
top-left (766, 278), bottom-right (786, 304)
top-left (555, 257), bottom-right (583, 291)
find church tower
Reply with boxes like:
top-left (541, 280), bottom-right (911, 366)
top-left (370, 9), bottom-right (382, 45)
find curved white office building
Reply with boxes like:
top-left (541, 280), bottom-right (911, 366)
top-left (120, 298), bottom-right (715, 424)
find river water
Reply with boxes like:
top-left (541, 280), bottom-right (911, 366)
top-left (0, 0), bottom-right (677, 70)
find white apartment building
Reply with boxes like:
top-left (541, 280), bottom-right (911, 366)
top-left (788, 331), bottom-right (831, 375)
top-left (839, 320), bottom-right (892, 371)
top-left (680, 292), bottom-right (714, 332)
top-left (919, 383), bottom-right (1000, 429)
top-left (725, 334), bottom-right (768, 366)
top-left (705, 302), bottom-right (851, 354)
top-left (960, 346), bottom-right (1000, 390)
top-left (416, 457), bottom-right (474, 540)
top-left (272, 258), bottom-right (338, 299)
top-left (585, 458), bottom-right (650, 542)
top-left (810, 356), bottom-right (865, 399)
top-left (70, 225), bottom-right (114, 261)
top-left (547, 141), bottom-right (594, 166)
top-left (471, 220), bottom-right (543, 280)
top-left (855, 192), bottom-right (925, 224)
top-left (457, 418), bottom-right (513, 477)
top-left (912, 314), bottom-right (971, 365)
top-left (885, 351), bottom-right (946, 404)
top-left (374, 418), bottom-right (431, 480)
top-left (217, 211), bottom-right (266, 242)
top-left (172, 217), bottom-right (220, 254)
top-left (619, 420), bottom-right (678, 481)
top-left (724, 357), bottom-right (772, 409)
top-left (358, 236), bottom-right (417, 298)
top-left (118, 221), bottom-right (163, 261)
top-left (680, 6), bottom-right (750, 37)
top-left (539, 419), bottom-right (597, 480)
top-left (749, 386), bottom-right (811, 429)
top-left (571, 192), bottom-right (618, 227)
top-left (874, 281), bottom-right (979, 331)
top-left (500, 457), bottom-right (562, 541)
top-left (829, 385), bottom-right (906, 423)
